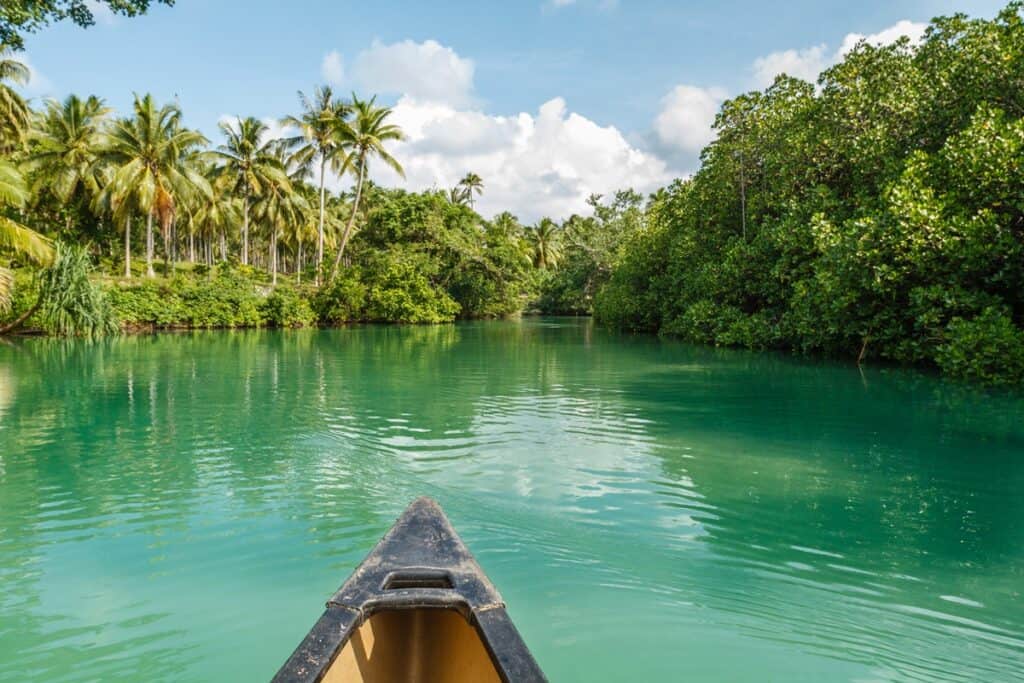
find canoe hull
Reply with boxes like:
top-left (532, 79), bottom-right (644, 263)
top-left (271, 498), bottom-right (546, 682)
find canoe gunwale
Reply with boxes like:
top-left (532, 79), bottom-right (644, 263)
top-left (271, 498), bottom-right (546, 683)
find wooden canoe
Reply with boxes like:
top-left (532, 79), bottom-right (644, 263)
top-left (271, 497), bottom-right (547, 682)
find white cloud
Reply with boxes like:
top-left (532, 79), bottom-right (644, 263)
top-left (314, 39), bottom-right (667, 220)
top-left (321, 50), bottom-right (344, 85)
top-left (838, 19), bottom-right (927, 56)
top-left (17, 54), bottom-right (53, 96)
top-left (653, 84), bottom-right (727, 155)
top-left (347, 39), bottom-right (475, 107)
top-left (363, 95), bottom-right (670, 222)
top-left (752, 19), bottom-right (927, 88)
top-left (752, 45), bottom-right (828, 89)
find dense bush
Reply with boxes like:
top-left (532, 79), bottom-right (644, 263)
top-left (312, 270), bottom-right (367, 324)
top-left (935, 308), bottom-right (1024, 385)
top-left (108, 270), bottom-right (265, 328)
top-left (262, 285), bottom-right (316, 328)
top-left (595, 4), bottom-right (1024, 385)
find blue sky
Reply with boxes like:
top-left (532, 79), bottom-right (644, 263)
top-left (18, 0), bottom-right (1007, 219)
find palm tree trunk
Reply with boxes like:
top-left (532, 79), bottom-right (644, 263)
top-left (124, 215), bottom-right (132, 278)
top-left (330, 156), bottom-right (366, 283)
top-left (164, 219), bottom-right (173, 277)
top-left (297, 241), bottom-right (303, 284)
top-left (271, 230), bottom-right (278, 285)
top-left (317, 158), bottom-right (326, 285)
top-left (146, 211), bottom-right (155, 277)
top-left (219, 230), bottom-right (227, 261)
top-left (0, 294), bottom-right (41, 335)
top-left (242, 196), bottom-right (250, 265)
top-left (189, 230), bottom-right (195, 263)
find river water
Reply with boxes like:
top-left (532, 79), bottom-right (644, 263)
top-left (1, 319), bottom-right (1022, 681)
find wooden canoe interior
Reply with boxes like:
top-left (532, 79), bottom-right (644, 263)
top-left (322, 608), bottom-right (502, 683)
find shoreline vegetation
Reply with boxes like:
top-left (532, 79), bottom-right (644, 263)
top-left (1, 3), bottom-right (1024, 386)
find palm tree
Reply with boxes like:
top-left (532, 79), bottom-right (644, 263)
top-left (25, 95), bottom-right (111, 232)
top-left (0, 159), bottom-right (54, 310)
top-left (99, 94), bottom-right (209, 276)
top-left (213, 116), bottom-right (288, 266)
top-left (281, 86), bottom-right (350, 283)
top-left (490, 211), bottom-right (521, 236)
top-left (191, 170), bottom-right (240, 264)
top-left (329, 95), bottom-right (404, 282)
top-left (253, 173), bottom-right (306, 285)
top-left (0, 49), bottom-right (30, 152)
top-left (458, 172), bottom-right (483, 209)
top-left (447, 186), bottom-right (468, 206)
top-left (526, 218), bottom-right (562, 269)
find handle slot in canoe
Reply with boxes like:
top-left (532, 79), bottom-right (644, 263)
top-left (383, 569), bottom-right (453, 590)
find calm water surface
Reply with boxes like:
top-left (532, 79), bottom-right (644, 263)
top-left (1, 319), bottom-right (1023, 682)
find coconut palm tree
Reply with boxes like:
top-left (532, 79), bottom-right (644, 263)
top-left (0, 49), bottom-right (30, 152)
top-left (526, 217), bottom-right (562, 270)
top-left (213, 116), bottom-right (288, 266)
top-left (490, 211), bottom-right (521, 236)
top-left (458, 172), bottom-right (483, 209)
top-left (0, 160), bottom-right (54, 310)
top-left (329, 95), bottom-right (404, 282)
top-left (253, 173), bottom-right (307, 285)
top-left (25, 95), bottom-right (111, 232)
top-left (99, 94), bottom-right (209, 276)
top-left (447, 186), bottom-right (468, 206)
top-left (190, 170), bottom-right (240, 264)
top-left (281, 86), bottom-right (350, 282)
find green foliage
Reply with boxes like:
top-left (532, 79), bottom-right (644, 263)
top-left (936, 308), bottom-right (1024, 386)
top-left (262, 285), bottom-right (316, 328)
top-left (35, 244), bottom-right (118, 336)
top-left (108, 270), bottom-right (265, 328)
top-left (0, 1), bottom-right (173, 50)
top-left (312, 269), bottom-right (367, 324)
top-left (1, 243), bottom-right (117, 337)
top-left (361, 252), bottom-right (459, 323)
top-left (597, 3), bottom-right (1024, 385)
top-left (537, 191), bottom-right (646, 314)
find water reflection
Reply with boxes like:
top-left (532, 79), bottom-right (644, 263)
top-left (0, 321), bottom-right (1022, 682)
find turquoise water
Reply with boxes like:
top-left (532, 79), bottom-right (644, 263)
top-left (1, 319), bottom-right (1022, 682)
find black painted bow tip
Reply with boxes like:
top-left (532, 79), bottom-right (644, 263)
top-left (271, 497), bottom-right (547, 682)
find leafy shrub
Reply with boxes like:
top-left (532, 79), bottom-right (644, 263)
top-left (362, 254), bottom-right (460, 324)
top-left (107, 279), bottom-right (185, 326)
top-left (312, 271), bottom-right (367, 324)
top-left (263, 286), bottom-right (316, 328)
top-left (107, 270), bottom-right (265, 328)
top-left (935, 308), bottom-right (1024, 386)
